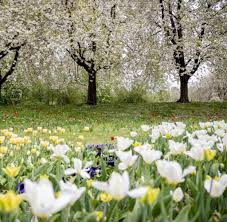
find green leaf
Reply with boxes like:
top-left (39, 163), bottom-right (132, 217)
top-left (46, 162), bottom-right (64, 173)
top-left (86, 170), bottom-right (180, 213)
top-left (152, 202), bottom-right (161, 218)
top-left (31, 163), bottom-right (53, 180)
top-left (82, 213), bottom-right (96, 222)
top-left (60, 206), bottom-right (70, 222)
top-left (220, 215), bottom-right (227, 222)
top-left (47, 214), bottom-right (60, 222)
top-left (174, 205), bottom-right (191, 222)
top-left (100, 158), bottom-right (107, 180)
top-left (123, 201), bottom-right (144, 222)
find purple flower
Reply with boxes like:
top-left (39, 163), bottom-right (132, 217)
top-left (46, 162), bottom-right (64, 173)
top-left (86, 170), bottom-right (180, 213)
top-left (88, 167), bottom-right (96, 178)
top-left (95, 144), bottom-right (103, 149)
top-left (16, 182), bottom-right (25, 194)
top-left (96, 149), bottom-right (102, 157)
top-left (84, 165), bottom-right (102, 178)
top-left (107, 159), bottom-right (115, 167)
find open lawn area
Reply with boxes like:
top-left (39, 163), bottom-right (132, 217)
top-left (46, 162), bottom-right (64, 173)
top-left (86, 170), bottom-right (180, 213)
top-left (1, 102), bottom-right (227, 144)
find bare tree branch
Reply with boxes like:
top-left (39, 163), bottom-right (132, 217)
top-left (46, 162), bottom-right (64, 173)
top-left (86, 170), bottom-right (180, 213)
top-left (0, 46), bottom-right (21, 85)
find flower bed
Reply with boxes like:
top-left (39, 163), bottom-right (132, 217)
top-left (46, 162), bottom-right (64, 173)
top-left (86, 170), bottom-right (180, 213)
top-left (0, 121), bottom-right (226, 222)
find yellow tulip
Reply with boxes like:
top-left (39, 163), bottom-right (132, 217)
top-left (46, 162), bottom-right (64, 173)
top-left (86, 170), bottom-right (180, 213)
top-left (58, 138), bottom-right (65, 144)
top-left (3, 166), bottom-right (21, 177)
top-left (204, 149), bottom-right (216, 161)
top-left (54, 191), bottom-right (61, 198)
top-left (40, 141), bottom-right (49, 149)
top-left (83, 127), bottom-right (90, 132)
top-left (78, 135), bottom-right (84, 141)
top-left (165, 133), bottom-right (172, 139)
top-left (37, 127), bottom-right (43, 131)
top-left (32, 130), bottom-right (38, 136)
top-left (40, 174), bottom-right (49, 180)
top-left (0, 146), bottom-right (8, 154)
top-left (57, 127), bottom-right (65, 134)
top-left (140, 187), bottom-right (160, 205)
top-left (75, 146), bottom-right (82, 152)
top-left (3, 131), bottom-right (13, 138)
top-left (100, 192), bottom-right (113, 203)
top-left (49, 136), bottom-right (59, 144)
top-left (10, 137), bottom-right (26, 146)
top-left (23, 136), bottom-right (31, 144)
top-left (133, 141), bottom-right (142, 147)
top-left (94, 211), bottom-right (104, 221)
top-left (0, 136), bottom-right (5, 144)
top-left (31, 148), bottom-right (37, 154)
top-left (86, 179), bottom-right (94, 188)
top-left (76, 142), bottom-right (83, 147)
top-left (24, 128), bottom-right (33, 133)
top-left (42, 129), bottom-right (48, 133)
top-left (0, 191), bottom-right (22, 212)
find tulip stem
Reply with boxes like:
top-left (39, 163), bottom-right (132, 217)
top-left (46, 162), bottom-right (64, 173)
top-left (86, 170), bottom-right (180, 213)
top-left (106, 201), bottom-right (118, 222)
top-left (61, 206), bottom-right (70, 222)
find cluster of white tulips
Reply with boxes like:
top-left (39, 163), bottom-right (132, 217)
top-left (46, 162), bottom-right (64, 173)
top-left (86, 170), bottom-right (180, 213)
top-left (0, 120), bottom-right (226, 222)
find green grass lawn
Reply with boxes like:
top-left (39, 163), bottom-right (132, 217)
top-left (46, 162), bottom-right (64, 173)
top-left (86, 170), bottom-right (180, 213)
top-left (0, 102), bottom-right (227, 144)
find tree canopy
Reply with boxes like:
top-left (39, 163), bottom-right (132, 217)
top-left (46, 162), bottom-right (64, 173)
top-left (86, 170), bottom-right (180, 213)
top-left (0, 0), bottom-right (226, 104)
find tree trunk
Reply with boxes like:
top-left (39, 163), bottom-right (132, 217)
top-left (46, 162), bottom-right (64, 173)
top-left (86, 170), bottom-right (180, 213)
top-left (0, 83), bottom-right (1, 100)
top-left (0, 75), bottom-right (2, 101)
top-left (177, 75), bottom-right (190, 103)
top-left (87, 71), bottom-right (97, 105)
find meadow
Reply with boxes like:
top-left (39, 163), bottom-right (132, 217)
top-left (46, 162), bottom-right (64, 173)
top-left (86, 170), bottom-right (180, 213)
top-left (0, 102), bottom-right (227, 222)
top-left (1, 102), bottom-right (227, 144)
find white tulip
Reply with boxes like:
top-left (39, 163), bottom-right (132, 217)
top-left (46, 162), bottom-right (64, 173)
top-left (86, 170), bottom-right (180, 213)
top-left (150, 122), bottom-right (185, 141)
top-left (168, 140), bottom-right (186, 155)
top-left (149, 129), bottom-right (161, 143)
top-left (127, 187), bottom-right (149, 198)
top-left (83, 126), bottom-right (90, 132)
top-left (156, 160), bottom-right (185, 184)
top-left (183, 166), bottom-right (196, 177)
top-left (220, 174), bottom-right (227, 187)
top-left (27, 156), bottom-right (32, 165)
top-left (199, 122), bottom-right (212, 129)
top-left (223, 134), bottom-right (227, 147)
top-left (92, 171), bottom-right (129, 200)
top-left (192, 130), bottom-right (208, 137)
top-left (176, 122), bottom-right (186, 129)
top-left (134, 144), bottom-right (162, 164)
top-left (140, 149), bottom-right (162, 164)
top-left (59, 180), bottom-right (85, 205)
top-left (30, 217), bottom-right (38, 222)
top-left (215, 129), bottom-right (225, 138)
top-left (116, 137), bottom-right (134, 151)
top-left (217, 143), bottom-right (224, 152)
top-left (115, 150), bottom-right (138, 170)
top-left (92, 171), bottom-right (146, 200)
top-left (213, 120), bottom-right (227, 130)
top-left (130, 131), bottom-right (138, 137)
top-left (204, 177), bottom-right (227, 198)
top-left (51, 144), bottom-right (70, 163)
top-left (23, 179), bottom-right (82, 218)
top-left (185, 146), bottom-right (205, 161)
top-left (65, 158), bottom-right (91, 179)
top-left (197, 134), bottom-right (218, 144)
top-left (188, 137), bottom-right (214, 150)
top-left (141, 125), bottom-right (151, 132)
top-left (171, 187), bottom-right (184, 202)
top-left (40, 158), bottom-right (48, 164)
top-left (134, 144), bottom-right (153, 154)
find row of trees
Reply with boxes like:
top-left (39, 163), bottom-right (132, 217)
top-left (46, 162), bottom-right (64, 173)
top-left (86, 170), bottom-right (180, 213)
top-left (0, 0), bottom-right (226, 105)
